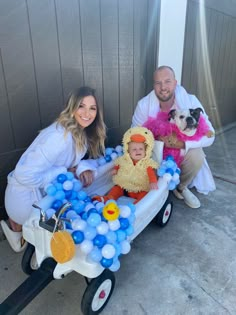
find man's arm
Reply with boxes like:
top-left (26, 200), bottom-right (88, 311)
top-left (131, 99), bottom-right (150, 127)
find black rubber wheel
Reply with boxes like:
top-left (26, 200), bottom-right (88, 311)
top-left (21, 243), bottom-right (39, 275)
top-left (81, 269), bottom-right (115, 315)
top-left (156, 197), bottom-right (173, 227)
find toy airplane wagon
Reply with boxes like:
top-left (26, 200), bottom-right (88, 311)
top-left (0, 141), bottom-right (179, 315)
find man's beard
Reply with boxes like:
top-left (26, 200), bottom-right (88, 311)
top-left (156, 91), bottom-right (174, 102)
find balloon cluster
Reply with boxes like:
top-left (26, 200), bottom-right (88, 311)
top-left (41, 171), bottom-right (135, 272)
top-left (157, 155), bottom-right (181, 190)
top-left (96, 146), bottom-right (123, 166)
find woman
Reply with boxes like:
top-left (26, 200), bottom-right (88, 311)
top-left (1, 86), bottom-right (106, 252)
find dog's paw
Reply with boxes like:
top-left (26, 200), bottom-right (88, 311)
top-left (206, 130), bottom-right (214, 138)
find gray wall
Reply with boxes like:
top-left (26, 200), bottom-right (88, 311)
top-left (182, 0), bottom-right (236, 128)
top-left (0, 0), bottom-right (160, 217)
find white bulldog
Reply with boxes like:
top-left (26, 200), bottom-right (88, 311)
top-left (168, 108), bottom-right (203, 136)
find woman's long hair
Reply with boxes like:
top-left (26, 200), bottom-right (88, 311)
top-left (56, 86), bottom-right (106, 158)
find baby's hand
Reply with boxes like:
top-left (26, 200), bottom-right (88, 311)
top-left (150, 182), bottom-right (158, 190)
top-left (111, 168), bottom-right (118, 176)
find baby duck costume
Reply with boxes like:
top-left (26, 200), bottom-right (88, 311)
top-left (93, 126), bottom-right (158, 204)
top-left (113, 126), bottom-right (158, 192)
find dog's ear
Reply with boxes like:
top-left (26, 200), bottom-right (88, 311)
top-left (190, 107), bottom-right (203, 122)
top-left (168, 109), bottom-right (176, 121)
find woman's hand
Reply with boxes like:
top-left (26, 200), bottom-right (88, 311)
top-left (68, 166), bottom-right (78, 179)
top-left (79, 170), bottom-right (94, 187)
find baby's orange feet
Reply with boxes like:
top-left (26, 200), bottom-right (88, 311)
top-left (92, 195), bottom-right (111, 203)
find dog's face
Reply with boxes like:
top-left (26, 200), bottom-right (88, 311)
top-left (168, 108), bottom-right (203, 136)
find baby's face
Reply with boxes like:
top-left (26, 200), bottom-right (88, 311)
top-left (128, 142), bottom-right (146, 161)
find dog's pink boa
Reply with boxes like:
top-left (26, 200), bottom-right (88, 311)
top-left (143, 112), bottom-right (210, 166)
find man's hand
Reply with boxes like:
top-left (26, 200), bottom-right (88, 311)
top-left (79, 170), bottom-right (94, 187)
top-left (158, 133), bottom-right (185, 149)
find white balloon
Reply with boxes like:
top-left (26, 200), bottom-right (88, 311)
top-left (80, 240), bottom-right (93, 254)
top-left (120, 240), bottom-right (131, 254)
top-left (66, 210), bottom-right (78, 219)
top-left (72, 219), bottom-right (87, 231)
top-left (101, 244), bottom-right (116, 259)
top-left (96, 221), bottom-right (109, 235)
top-left (84, 203), bottom-right (95, 212)
top-left (109, 259), bottom-right (120, 272)
top-left (71, 218), bottom-right (82, 230)
top-left (119, 205), bottom-right (131, 218)
top-left (108, 219), bottom-right (120, 231)
top-left (63, 180), bottom-right (73, 191)
top-left (163, 173), bottom-right (172, 182)
top-left (110, 152), bottom-right (118, 160)
top-left (172, 173), bottom-right (179, 181)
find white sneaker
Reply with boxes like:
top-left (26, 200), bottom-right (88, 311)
top-left (181, 188), bottom-right (201, 208)
top-left (0, 220), bottom-right (27, 252)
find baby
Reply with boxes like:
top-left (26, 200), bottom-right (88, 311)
top-left (93, 126), bottom-right (159, 204)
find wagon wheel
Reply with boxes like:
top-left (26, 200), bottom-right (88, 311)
top-left (156, 197), bottom-right (173, 227)
top-left (81, 269), bottom-right (115, 315)
top-left (21, 243), bottom-right (39, 275)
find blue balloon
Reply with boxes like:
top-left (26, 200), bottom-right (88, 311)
top-left (166, 160), bottom-right (175, 169)
top-left (166, 168), bottom-right (174, 176)
top-left (128, 203), bottom-right (136, 213)
top-left (81, 212), bottom-right (88, 220)
top-left (98, 157), bottom-right (106, 166)
top-left (84, 226), bottom-right (97, 240)
top-left (54, 190), bottom-right (65, 200)
top-left (116, 229), bottom-right (126, 242)
top-left (87, 208), bottom-right (98, 216)
top-left (168, 180), bottom-right (176, 190)
top-left (125, 225), bottom-right (134, 236)
top-left (109, 259), bottom-right (120, 272)
top-left (166, 155), bottom-right (174, 161)
top-left (65, 222), bottom-right (73, 230)
top-left (128, 213), bottom-right (136, 224)
top-left (66, 171), bottom-right (74, 180)
top-left (119, 218), bottom-right (130, 230)
top-left (69, 190), bottom-right (77, 200)
top-left (106, 230), bottom-right (117, 243)
top-left (158, 167), bottom-right (166, 176)
top-left (88, 247), bottom-right (102, 263)
top-left (176, 168), bottom-right (181, 174)
top-left (64, 190), bottom-right (72, 199)
top-left (74, 200), bottom-right (85, 213)
top-left (77, 190), bottom-right (87, 201)
top-left (105, 155), bottom-right (112, 162)
top-left (113, 243), bottom-right (121, 257)
top-left (72, 230), bottom-right (84, 244)
top-left (73, 180), bottom-right (83, 192)
top-left (84, 196), bottom-right (92, 203)
top-left (52, 200), bottom-right (63, 210)
top-left (100, 257), bottom-right (113, 268)
top-left (55, 182), bottom-right (63, 190)
top-left (46, 185), bottom-right (57, 196)
top-left (87, 213), bottom-right (102, 227)
top-left (93, 234), bottom-right (107, 248)
top-left (57, 174), bottom-right (67, 183)
top-left (105, 147), bottom-right (113, 155)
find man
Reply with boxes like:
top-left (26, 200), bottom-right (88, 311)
top-left (132, 65), bottom-right (216, 208)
